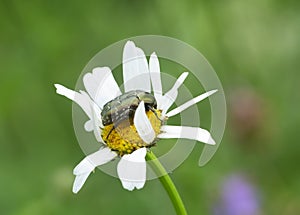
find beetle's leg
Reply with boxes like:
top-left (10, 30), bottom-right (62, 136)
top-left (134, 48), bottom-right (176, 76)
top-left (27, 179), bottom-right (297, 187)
top-left (146, 138), bottom-right (158, 147)
top-left (106, 127), bottom-right (114, 139)
top-left (146, 105), bottom-right (163, 122)
top-left (106, 108), bottom-right (135, 139)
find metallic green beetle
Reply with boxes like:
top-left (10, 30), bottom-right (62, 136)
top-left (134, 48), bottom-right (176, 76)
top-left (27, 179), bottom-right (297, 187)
top-left (101, 90), bottom-right (158, 127)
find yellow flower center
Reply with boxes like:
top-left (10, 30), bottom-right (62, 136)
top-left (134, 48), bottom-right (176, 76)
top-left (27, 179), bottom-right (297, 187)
top-left (101, 109), bottom-right (163, 156)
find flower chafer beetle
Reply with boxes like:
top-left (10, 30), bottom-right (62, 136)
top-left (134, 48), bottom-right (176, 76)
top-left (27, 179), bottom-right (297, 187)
top-left (101, 90), bottom-right (161, 138)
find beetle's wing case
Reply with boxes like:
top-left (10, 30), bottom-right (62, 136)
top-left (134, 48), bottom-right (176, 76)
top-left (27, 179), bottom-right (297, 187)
top-left (101, 90), bottom-right (157, 126)
top-left (101, 90), bottom-right (141, 125)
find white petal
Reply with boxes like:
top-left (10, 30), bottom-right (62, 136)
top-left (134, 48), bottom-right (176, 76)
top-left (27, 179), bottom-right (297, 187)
top-left (73, 157), bottom-right (94, 175)
top-left (166, 89), bottom-right (218, 117)
top-left (149, 52), bottom-right (163, 106)
top-left (84, 120), bottom-right (93, 132)
top-left (83, 99), bottom-right (104, 141)
top-left (55, 84), bottom-right (104, 135)
top-left (72, 148), bottom-right (117, 193)
top-left (134, 101), bottom-right (155, 144)
top-left (117, 148), bottom-right (147, 191)
top-left (91, 103), bottom-right (104, 142)
top-left (83, 67), bottom-right (121, 109)
top-left (73, 173), bottom-right (91, 193)
top-left (54, 84), bottom-right (92, 119)
top-left (73, 148), bottom-right (117, 175)
top-left (158, 72), bottom-right (189, 114)
top-left (158, 125), bottom-right (216, 145)
top-left (122, 41), bottom-right (151, 92)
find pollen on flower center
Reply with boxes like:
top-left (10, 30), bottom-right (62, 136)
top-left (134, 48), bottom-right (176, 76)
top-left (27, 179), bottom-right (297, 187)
top-left (101, 109), bottom-right (163, 156)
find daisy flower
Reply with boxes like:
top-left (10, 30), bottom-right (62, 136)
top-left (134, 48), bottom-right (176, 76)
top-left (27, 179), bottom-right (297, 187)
top-left (54, 41), bottom-right (217, 193)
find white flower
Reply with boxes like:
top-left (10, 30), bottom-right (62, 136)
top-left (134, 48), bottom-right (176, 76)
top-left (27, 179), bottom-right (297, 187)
top-left (54, 41), bottom-right (217, 193)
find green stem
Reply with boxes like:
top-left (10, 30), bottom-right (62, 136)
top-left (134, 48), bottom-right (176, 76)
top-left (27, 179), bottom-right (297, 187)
top-left (146, 151), bottom-right (188, 215)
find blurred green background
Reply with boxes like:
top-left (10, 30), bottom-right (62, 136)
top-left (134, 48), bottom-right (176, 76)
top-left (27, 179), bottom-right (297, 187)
top-left (1, 0), bottom-right (300, 214)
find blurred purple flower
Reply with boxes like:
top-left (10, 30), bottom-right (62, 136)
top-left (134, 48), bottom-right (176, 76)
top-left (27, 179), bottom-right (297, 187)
top-left (214, 174), bottom-right (261, 215)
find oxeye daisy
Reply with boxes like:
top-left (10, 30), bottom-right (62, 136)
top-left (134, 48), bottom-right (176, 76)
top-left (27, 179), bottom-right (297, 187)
top-left (54, 41), bottom-right (217, 193)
